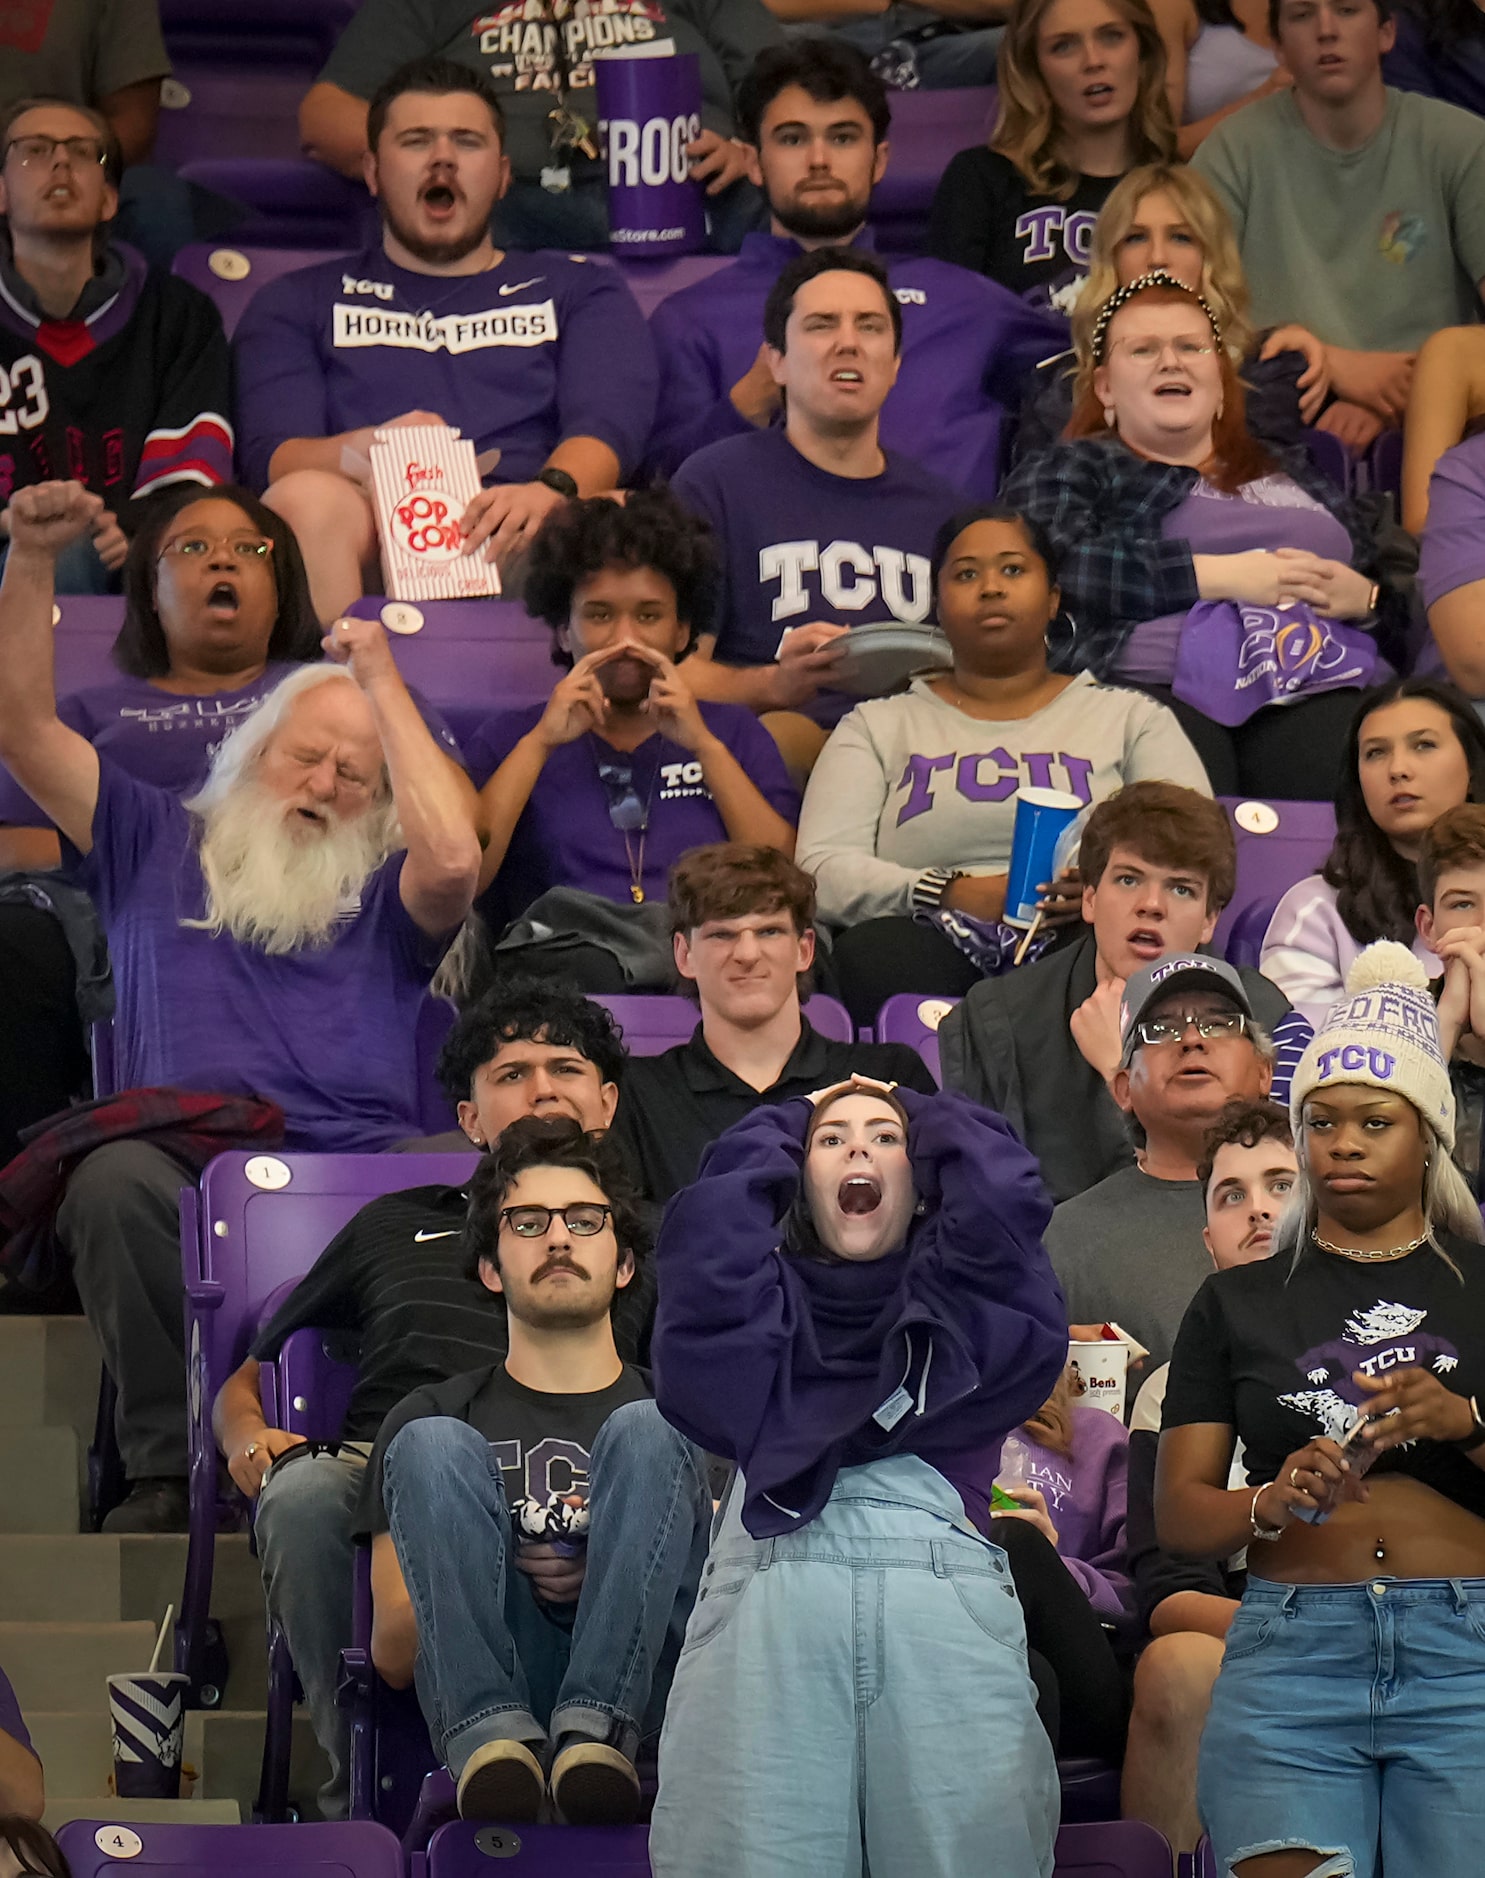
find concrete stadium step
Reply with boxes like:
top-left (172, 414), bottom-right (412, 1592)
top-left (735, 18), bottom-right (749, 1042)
top-left (26, 1707), bottom-right (329, 1819)
top-left (0, 1316), bottom-right (101, 1442)
top-left (44, 1799), bottom-right (243, 1832)
top-left (0, 1423), bottom-right (82, 1534)
top-left (0, 1533), bottom-right (272, 1707)
top-left (0, 1620), bottom-right (157, 1712)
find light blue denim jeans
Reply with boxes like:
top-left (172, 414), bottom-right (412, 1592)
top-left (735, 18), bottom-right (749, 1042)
top-left (383, 1400), bottom-right (711, 1776)
top-left (1199, 1574), bottom-right (1485, 1878)
top-left (650, 1454), bottom-right (1059, 1878)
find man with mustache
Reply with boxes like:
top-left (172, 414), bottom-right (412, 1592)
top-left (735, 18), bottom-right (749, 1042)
top-left (361, 1116), bottom-right (709, 1826)
top-left (0, 476), bottom-right (481, 1533)
top-left (234, 57), bottom-right (658, 622)
top-left (0, 96), bottom-right (231, 592)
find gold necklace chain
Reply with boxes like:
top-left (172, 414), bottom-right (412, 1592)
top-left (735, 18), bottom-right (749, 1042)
top-left (1312, 1229), bottom-right (1430, 1262)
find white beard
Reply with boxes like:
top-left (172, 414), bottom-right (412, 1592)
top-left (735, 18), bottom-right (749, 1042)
top-left (187, 781), bottom-right (398, 956)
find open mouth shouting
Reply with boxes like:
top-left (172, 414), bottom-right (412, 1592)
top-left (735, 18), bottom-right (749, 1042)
top-left (205, 580), bottom-right (240, 619)
top-left (838, 1174), bottom-right (882, 1217)
top-left (419, 178), bottom-right (461, 221)
top-left (1125, 926), bottom-right (1166, 962)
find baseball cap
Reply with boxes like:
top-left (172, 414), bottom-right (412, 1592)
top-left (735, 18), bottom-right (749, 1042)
top-left (1118, 954), bottom-right (1256, 1070)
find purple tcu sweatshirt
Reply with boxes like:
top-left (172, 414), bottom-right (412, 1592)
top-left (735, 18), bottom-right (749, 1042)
top-left (1014, 1406), bottom-right (1131, 1616)
top-left (652, 1086), bottom-right (1069, 1539)
top-left (645, 231), bottom-right (1067, 499)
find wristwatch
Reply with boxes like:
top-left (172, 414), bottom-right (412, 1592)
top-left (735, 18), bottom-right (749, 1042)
top-left (912, 866), bottom-right (962, 912)
top-left (1447, 1393), bottom-right (1485, 1453)
top-left (536, 466), bottom-right (579, 500)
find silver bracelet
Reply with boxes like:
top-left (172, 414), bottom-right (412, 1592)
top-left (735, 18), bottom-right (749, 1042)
top-left (1249, 1481), bottom-right (1283, 1541)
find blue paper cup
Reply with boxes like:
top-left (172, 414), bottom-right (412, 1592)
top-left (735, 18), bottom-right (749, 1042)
top-left (1004, 787), bottom-right (1083, 928)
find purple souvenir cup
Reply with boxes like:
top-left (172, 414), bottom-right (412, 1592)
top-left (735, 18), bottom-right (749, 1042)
top-left (107, 1670), bottom-right (188, 1798)
top-left (1004, 788), bottom-right (1083, 928)
top-left (596, 50), bottom-right (706, 257)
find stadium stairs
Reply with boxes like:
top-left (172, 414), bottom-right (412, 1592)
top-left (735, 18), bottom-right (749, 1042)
top-left (0, 1312), bottom-right (331, 1827)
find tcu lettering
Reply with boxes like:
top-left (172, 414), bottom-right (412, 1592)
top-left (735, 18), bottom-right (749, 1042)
top-left (761, 540), bottom-right (932, 623)
top-left (341, 275), bottom-right (393, 300)
top-left (607, 112), bottom-right (701, 189)
top-left (488, 1435), bottom-right (591, 1504)
top-left (1316, 1044), bottom-right (1397, 1080)
top-left (896, 749), bottom-right (1095, 823)
top-left (893, 288), bottom-right (926, 306)
top-left (1015, 206), bottom-right (1098, 267)
top-left (661, 760), bottom-right (704, 789)
top-left (396, 494), bottom-right (461, 555)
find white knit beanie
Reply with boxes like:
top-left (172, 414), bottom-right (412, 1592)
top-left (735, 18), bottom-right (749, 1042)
top-left (1290, 940), bottom-right (1455, 1150)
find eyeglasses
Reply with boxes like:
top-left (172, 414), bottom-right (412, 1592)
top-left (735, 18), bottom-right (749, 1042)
top-left (158, 535), bottom-right (273, 563)
top-left (5, 134), bottom-right (108, 170)
top-left (497, 1204), bottom-right (613, 1238)
top-left (1133, 1010), bottom-right (1249, 1047)
top-left (1115, 337), bottom-right (1217, 365)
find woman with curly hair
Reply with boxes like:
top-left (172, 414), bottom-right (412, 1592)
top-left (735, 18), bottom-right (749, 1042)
top-left (1262, 678), bottom-right (1485, 1026)
top-left (465, 486), bottom-right (799, 990)
top-left (928, 0), bottom-right (1177, 313)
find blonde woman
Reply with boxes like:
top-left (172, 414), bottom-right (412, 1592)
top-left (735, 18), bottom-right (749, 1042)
top-left (928, 0), bottom-right (1177, 314)
top-left (1017, 163), bottom-right (1329, 457)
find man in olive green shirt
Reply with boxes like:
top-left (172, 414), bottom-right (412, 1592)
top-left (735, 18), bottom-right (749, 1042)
top-left (1194, 0), bottom-right (1485, 454)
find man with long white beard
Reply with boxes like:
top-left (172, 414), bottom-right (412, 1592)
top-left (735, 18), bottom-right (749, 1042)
top-left (0, 477), bottom-right (482, 1531)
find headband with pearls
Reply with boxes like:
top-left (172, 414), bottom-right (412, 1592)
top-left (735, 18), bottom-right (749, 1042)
top-left (1090, 269), bottom-right (1223, 366)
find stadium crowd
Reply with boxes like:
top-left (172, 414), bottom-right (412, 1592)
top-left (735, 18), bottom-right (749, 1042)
top-left (7, 3), bottom-right (1485, 1874)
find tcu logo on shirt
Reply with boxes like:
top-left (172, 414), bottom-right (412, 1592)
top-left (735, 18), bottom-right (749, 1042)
top-left (762, 540), bottom-right (932, 623)
top-left (893, 288), bottom-right (926, 306)
top-left (341, 275), bottom-right (394, 300)
top-left (660, 760), bottom-right (708, 799)
top-left (896, 749), bottom-right (1095, 823)
top-left (1015, 206), bottom-right (1098, 267)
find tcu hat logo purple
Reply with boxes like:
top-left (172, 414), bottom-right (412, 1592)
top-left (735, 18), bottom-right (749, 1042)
top-left (1316, 1044), bottom-right (1398, 1082)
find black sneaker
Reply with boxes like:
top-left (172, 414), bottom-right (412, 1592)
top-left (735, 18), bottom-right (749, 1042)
top-left (101, 1478), bottom-right (190, 1534)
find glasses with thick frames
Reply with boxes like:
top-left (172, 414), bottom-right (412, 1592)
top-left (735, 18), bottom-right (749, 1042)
top-left (497, 1204), bottom-right (613, 1238)
top-left (1134, 1011), bottom-right (1249, 1048)
top-left (5, 134), bottom-right (108, 170)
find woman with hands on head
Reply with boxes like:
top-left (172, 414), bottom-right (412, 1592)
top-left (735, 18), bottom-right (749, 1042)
top-left (1157, 940), bottom-right (1485, 1878)
top-left (464, 489), bottom-right (799, 992)
top-left (649, 1074), bottom-right (1069, 1878)
top-left (1004, 270), bottom-right (1397, 801)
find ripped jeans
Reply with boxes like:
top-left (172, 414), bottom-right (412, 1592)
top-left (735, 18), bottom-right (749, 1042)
top-left (1199, 1575), bottom-right (1485, 1877)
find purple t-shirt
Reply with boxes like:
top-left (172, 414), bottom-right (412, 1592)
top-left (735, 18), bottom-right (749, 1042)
top-left (232, 246), bottom-right (658, 492)
top-left (63, 760), bottom-right (448, 1150)
top-left (0, 666), bottom-right (463, 826)
top-left (466, 703), bottom-right (800, 927)
top-left (0, 1664), bottom-right (31, 1753)
top-left (1420, 431), bottom-right (1485, 609)
top-left (1118, 472), bottom-right (1353, 685)
top-left (646, 232), bottom-right (1066, 499)
top-left (671, 428), bottom-right (962, 670)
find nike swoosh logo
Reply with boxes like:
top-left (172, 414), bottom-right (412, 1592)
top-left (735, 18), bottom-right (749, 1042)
top-left (414, 1228), bottom-right (458, 1243)
top-left (499, 277), bottom-right (542, 296)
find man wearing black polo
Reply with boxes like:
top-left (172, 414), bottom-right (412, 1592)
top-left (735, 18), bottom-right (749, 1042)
top-left (211, 978), bottom-right (647, 1817)
top-left (612, 843), bottom-right (935, 1202)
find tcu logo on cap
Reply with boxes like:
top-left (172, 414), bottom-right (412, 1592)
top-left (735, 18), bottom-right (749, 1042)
top-left (1147, 955), bottom-right (1202, 985)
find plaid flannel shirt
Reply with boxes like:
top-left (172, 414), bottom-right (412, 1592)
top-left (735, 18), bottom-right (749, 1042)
top-left (1001, 435), bottom-right (1388, 678)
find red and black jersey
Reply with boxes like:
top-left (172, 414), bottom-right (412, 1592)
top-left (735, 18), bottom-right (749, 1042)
top-left (0, 241), bottom-right (232, 530)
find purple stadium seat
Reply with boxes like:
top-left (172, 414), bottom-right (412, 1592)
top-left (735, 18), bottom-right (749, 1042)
top-left (593, 993), bottom-right (854, 1054)
top-left (871, 992), bottom-right (959, 1085)
top-left (173, 243), bottom-right (347, 338)
top-left (426, 1821), bottom-right (653, 1874)
top-left (870, 86), bottom-right (997, 253)
top-left (1194, 1836), bottom-right (1219, 1877)
top-left (345, 596), bottom-right (557, 752)
top-left (1302, 425), bottom-right (1353, 493)
top-left (1054, 1820), bottom-right (1177, 1877)
top-left (56, 1817), bottom-right (404, 1876)
top-left (1366, 425), bottom-right (1404, 500)
top-left (416, 997), bottom-right (459, 1134)
top-left (51, 595), bottom-right (126, 697)
top-left (178, 1151), bottom-right (477, 1704)
top-left (176, 160), bottom-right (377, 249)
top-left (1211, 796), bottom-right (1337, 961)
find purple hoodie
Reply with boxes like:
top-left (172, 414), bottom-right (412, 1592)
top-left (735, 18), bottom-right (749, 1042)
top-left (645, 231), bottom-right (1067, 498)
top-left (652, 1087), bottom-right (1069, 1538)
top-left (1015, 1407), bottom-right (1130, 1616)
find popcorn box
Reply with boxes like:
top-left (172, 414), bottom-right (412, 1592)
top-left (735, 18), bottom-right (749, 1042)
top-left (369, 424), bottom-right (502, 601)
